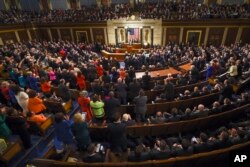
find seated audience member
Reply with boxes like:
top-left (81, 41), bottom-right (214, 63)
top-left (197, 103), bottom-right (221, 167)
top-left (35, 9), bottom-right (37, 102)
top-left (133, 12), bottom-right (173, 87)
top-left (128, 143), bottom-right (151, 162)
top-left (6, 107), bottom-right (31, 149)
top-left (0, 106), bottom-right (11, 139)
top-left (152, 80), bottom-right (164, 91)
top-left (122, 113), bottom-right (136, 126)
top-left (200, 86), bottom-right (210, 96)
top-left (228, 128), bottom-right (241, 145)
top-left (191, 86), bottom-right (200, 97)
top-left (27, 90), bottom-right (46, 114)
top-left (82, 143), bottom-right (104, 163)
top-left (214, 130), bottom-right (231, 149)
top-left (220, 98), bottom-right (234, 112)
top-left (167, 108), bottom-right (181, 122)
top-left (179, 139), bottom-right (193, 156)
top-left (192, 132), bottom-right (210, 153)
top-left (155, 93), bottom-right (166, 102)
top-left (191, 104), bottom-right (209, 118)
top-left (26, 111), bottom-right (47, 125)
top-left (71, 113), bottom-right (91, 151)
top-left (133, 90), bottom-right (148, 122)
top-left (237, 93), bottom-right (250, 106)
top-left (179, 90), bottom-right (191, 100)
top-left (209, 101), bottom-right (221, 115)
top-left (214, 79), bottom-right (223, 91)
top-left (219, 79), bottom-right (234, 103)
top-left (150, 139), bottom-right (171, 160)
top-left (104, 91), bottom-right (120, 122)
top-left (40, 77), bottom-right (52, 97)
top-left (78, 91), bottom-right (92, 122)
top-left (54, 112), bottom-right (74, 146)
top-left (107, 112), bottom-right (127, 153)
top-left (181, 108), bottom-right (193, 120)
top-left (150, 111), bottom-right (166, 124)
top-left (90, 94), bottom-right (105, 124)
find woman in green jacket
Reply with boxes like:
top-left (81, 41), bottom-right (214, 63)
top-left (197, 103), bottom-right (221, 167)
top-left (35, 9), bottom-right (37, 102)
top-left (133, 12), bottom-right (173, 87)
top-left (90, 94), bottom-right (105, 124)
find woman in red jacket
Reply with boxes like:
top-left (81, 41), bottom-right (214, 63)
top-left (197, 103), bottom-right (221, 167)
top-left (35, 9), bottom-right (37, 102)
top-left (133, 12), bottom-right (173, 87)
top-left (77, 91), bottom-right (92, 122)
top-left (76, 71), bottom-right (86, 91)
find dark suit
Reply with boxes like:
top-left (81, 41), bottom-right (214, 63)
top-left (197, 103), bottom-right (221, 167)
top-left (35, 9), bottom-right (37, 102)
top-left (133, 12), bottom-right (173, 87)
top-left (128, 151), bottom-right (151, 162)
top-left (83, 153), bottom-right (104, 163)
top-left (133, 95), bottom-right (148, 122)
top-left (104, 97), bottom-right (121, 122)
top-left (115, 83), bottom-right (127, 105)
top-left (107, 122), bottom-right (127, 152)
top-left (164, 82), bottom-right (175, 100)
top-left (128, 82), bottom-right (141, 102)
top-left (219, 85), bottom-right (234, 103)
top-left (141, 74), bottom-right (152, 90)
top-left (150, 149), bottom-right (172, 160)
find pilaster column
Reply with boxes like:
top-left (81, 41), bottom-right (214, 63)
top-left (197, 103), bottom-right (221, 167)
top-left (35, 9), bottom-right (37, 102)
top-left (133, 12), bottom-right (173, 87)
top-left (204, 27), bottom-right (210, 46)
top-left (57, 29), bottom-right (61, 40)
top-left (236, 27), bottom-right (243, 43)
top-left (221, 27), bottom-right (228, 45)
top-left (179, 27), bottom-right (184, 44)
top-left (90, 28), bottom-right (94, 42)
top-left (27, 30), bottom-right (32, 41)
top-left (70, 28), bottom-right (75, 42)
top-left (15, 31), bottom-right (20, 43)
top-left (48, 29), bottom-right (52, 41)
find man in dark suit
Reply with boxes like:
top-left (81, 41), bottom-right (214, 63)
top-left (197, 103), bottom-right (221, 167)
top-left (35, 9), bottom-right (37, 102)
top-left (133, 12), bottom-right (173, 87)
top-left (128, 78), bottom-right (141, 102)
top-left (150, 111), bottom-right (166, 124)
top-left (164, 78), bottom-right (175, 100)
top-left (128, 144), bottom-right (151, 162)
top-left (115, 78), bottom-right (127, 105)
top-left (82, 144), bottom-right (104, 163)
top-left (219, 79), bottom-right (234, 103)
top-left (150, 139), bottom-right (172, 160)
top-left (209, 101), bottom-right (221, 115)
top-left (141, 71), bottom-right (152, 90)
top-left (104, 91), bottom-right (121, 122)
top-left (133, 90), bottom-right (148, 122)
top-left (107, 112), bottom-right (127, 153)
top-left (190, 65), bottom-right (199, 83)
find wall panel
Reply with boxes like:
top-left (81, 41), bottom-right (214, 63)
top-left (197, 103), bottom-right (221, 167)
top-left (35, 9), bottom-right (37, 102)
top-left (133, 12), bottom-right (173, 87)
top-left (207, 28), bottom-right (224, 46)
top-left (182, 28), bottom-right (206, 45)
top-left (50, 29), bottom-right (59, 41)
top-left (18, 30), bottom-right (29, 42)
top-left (241, 28), bottom-right (250, 44)
top-left (0, 31), bottom-right (17, 44)
top-left (225, 27), bottom-right (238, 45)
top-left (165, 28), bottom-right (180, 44)
top-left (60, 28), bottom-right (72, 41)
top-left (73, 28), bottom-right (91, 43)
top-left (92, 28), bottom-right (105, 44)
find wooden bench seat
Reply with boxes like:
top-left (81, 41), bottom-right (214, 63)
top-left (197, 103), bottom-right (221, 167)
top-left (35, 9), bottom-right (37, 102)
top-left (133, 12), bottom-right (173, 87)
top-left (31, 139), bottom-right (250, 167)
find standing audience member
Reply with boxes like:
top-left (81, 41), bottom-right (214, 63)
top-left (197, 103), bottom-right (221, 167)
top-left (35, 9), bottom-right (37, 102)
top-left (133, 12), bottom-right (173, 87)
top-left (133, 90), bottom-right (148, 122)
top-left (71, 113), bottom-right (91, 151)
top-left (141, 71), bottom-right (151, 90)
top-left (104, 91), bottom-right (120, 122)
top-left (107, 112), bottom-right (127, 153)
top-left (115, 78), bottom-right (127, 105)
top-left (54, 112), bottom-right (74, 146)
top-left (78, 91), bottom-right (92, 122)
top-left (90, 94), bottom-right (105, 124)
top-left (6, 107), bottom-right (31, 149)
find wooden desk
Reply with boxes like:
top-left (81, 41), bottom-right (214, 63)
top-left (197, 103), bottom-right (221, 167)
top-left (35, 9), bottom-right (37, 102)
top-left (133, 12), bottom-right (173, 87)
top-left (121, 43), bottom-right (141, 49)
top-left (135, 67), bottom-right (181, 79)
top-left (179, 63), bottom-right (191, 72)
top-left (101, 50), bottom-right (125, 62)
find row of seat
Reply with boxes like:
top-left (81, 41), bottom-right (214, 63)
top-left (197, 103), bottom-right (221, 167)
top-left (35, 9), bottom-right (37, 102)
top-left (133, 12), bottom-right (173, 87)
top-left (90, 104), bottom-right (250, 137)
